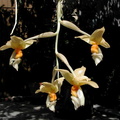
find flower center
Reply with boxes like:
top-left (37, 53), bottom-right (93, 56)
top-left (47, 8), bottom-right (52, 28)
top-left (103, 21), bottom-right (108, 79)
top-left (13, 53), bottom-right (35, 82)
top-left (71, 86), bottom-right (79, 97)
top-left (49, 93), bottom-right (57, 102)
top-left (15, 49), bottom-right (23, 59)
top-left (91, 44), bottom-right (99, 53)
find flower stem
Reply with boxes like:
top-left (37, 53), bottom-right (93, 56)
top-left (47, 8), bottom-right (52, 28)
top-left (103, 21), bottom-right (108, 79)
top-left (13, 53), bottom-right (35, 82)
top-left (55, 0), bottom-right (62, 78)
top-left (10, 0), bottom-right (17, 35)
top-left (55, 20), bottom-right (61, 78)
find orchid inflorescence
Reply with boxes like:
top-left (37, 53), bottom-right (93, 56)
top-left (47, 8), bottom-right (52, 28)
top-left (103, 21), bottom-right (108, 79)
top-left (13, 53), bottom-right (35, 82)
top-left (0, 0), bottom-right (110, 112)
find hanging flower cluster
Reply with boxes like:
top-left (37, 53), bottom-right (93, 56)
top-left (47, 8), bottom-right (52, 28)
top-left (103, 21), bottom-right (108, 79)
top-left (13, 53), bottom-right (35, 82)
top-left (34, 0), bottom-right (109, 111)
top-left (0, 0), bottom-right (110, 112)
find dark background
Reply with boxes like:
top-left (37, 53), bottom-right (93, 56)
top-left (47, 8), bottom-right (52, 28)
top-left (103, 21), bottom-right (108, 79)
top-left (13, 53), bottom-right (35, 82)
top-left (0, 0), bottom-right (120, 111)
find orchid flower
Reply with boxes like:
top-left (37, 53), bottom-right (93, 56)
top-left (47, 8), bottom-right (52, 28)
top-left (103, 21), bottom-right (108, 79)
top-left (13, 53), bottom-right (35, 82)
top-left (35, 67), bottom-right (64, 112)
top-left (58, 19), bottom-right (110, 65)
top-left (75, 27), bottom-right (110, 65)
top-left (0, 35), bottom-right (36, 71)
top-left (56, 66), bottom-right (99, 110)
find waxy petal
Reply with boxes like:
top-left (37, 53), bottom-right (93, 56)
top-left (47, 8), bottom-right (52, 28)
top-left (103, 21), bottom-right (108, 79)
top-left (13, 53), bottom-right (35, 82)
top-left (46, 95), bottom-right (56, 112)
top-left (55, 69), bottom-right (75, 85)
top-left (24, 39), bottom-right (36, 49)
top-left (75, 35), bottom-right (93, 45)
top-left (0, 41), bottom-right (12, 50)
top-left (77, 88), bottom-right (85, 106)
top-left (12, 58), bottom-right (21, 71)
top-left (9, 51), bottom-right (21, 71)
top-left (71, 88), bottom-right (85, 110)
top-left (71, 96), bottom-right (80, 110)
top-left (76, 76), bottom-right (91, 82)
top-left (0, 45), bottom-right (11, 50)
top-left (10, 36), bottom-right (26, 49)
top-left (51, 66), bottom-right (57, 83)
top-left (90, 27), bottom-right (105, 44)
top-left (79, 80), bottom-right (99, 88)
top-left (92, 47), bottom-right (103, 65)
top-left (53, 77), bottom-right (64, 93)
top-left (75, 35), bottom-right (89, 43)
top-left (74, 66), bottom-right (86, 77)
top-left (37, 82), bottom-right (58, 93)
top-left (100, 38), bottom-right (110, 48)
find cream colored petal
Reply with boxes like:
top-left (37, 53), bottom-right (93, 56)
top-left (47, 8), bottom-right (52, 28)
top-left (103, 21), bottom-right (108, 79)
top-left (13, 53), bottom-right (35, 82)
top-left (55, 69), bottom-right (75, 85)
top-left (91, 47), bottom-right (103, 65)
top-left (9, 51), bottom-right (21, 71)
top-left (79, 80), bottom-right (99, 88)
top-left (53, 77), bottom-right (64, 93)
top-left (75, 35), bottom-right (93, 44)
top-left (53, 77), bottom-right (64, 86)
top-left (9, 50), bottom-right (21, 71)
top-left (76, 76), bottom-right (91, 81)
top-left (24, 39), bottom-right (36, 49)
top-left (12, 58), bottom-right (21, 71)
top-left (9, 51), bottom-right (16, 65)
top-left (74, 66), bottom-right (86, 77)
top-left (90, 27), bottom-right (105, 44)
top-left (0, 45), bottom-right (11, 50)
top-left (77, 88), bottom-right (85, 106)
top-left (10, 36), bottom-right (26, 49)
top-left (39, 82), bottom-right (58, 93)
top-left (36, 84), bottom-right (49, 93)
top-left (100, 38), bottom-right (110, 48)
top-left (46, 95), bottom-right (56, 112)
top-left (71, 88), bottom-right (85, 110)
top-left (0, 41), bottom-right (12, 50)
top-left (71, 96), bottom-right (80, 110)
top-left (51, 66), bottom-right (57, 83)
top-left (35, 89), bottom-right (41, 94)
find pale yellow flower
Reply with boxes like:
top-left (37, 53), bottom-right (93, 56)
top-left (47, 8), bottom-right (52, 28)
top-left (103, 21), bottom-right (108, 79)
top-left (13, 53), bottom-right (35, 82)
top-left (75, 27), bottom-right (110, 65)
top-left (56, 66), bottom-right (99, 110)
top-left (0, 35), bottom-right (36, 71)
top-left (35, 78), bottom-right (64, 112)
top-left (59, 20), bottom-right (110, 65)
top-left (35, 66), bottom-right (64, 112)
